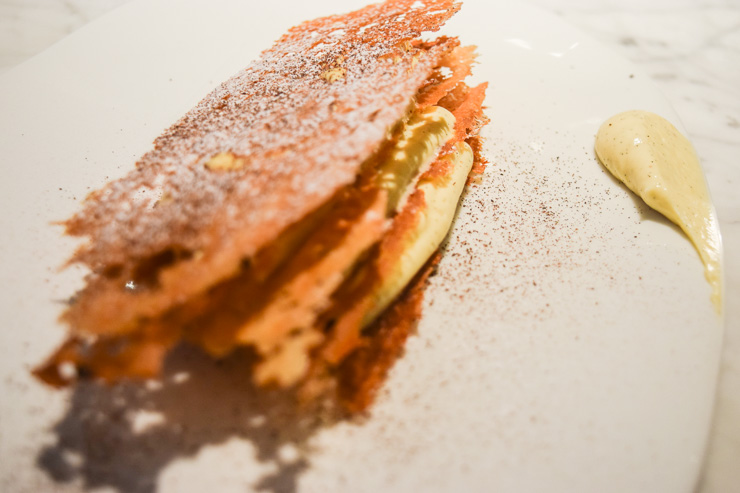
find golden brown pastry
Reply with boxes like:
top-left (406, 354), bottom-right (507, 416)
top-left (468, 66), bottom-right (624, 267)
top-left (34, 0), bottom-right (489, 413)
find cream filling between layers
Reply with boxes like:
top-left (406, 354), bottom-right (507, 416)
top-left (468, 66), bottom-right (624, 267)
top-left (376, 105), bottom-right (456, 214)
top-left (364, 140), bottom-right (473, 326)
top-left (366, 104), bottom-right (472, 325)
top-left (253, 105), bottom-right (471, 385)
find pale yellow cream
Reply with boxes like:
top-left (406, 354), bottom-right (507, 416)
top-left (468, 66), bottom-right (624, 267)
top-left (252, 105), bottom-right (468, 385)
top-left (365, 140), bottom-right (473, 325)
top-left (363, 105), bottom-right (472, 324)
top-left (376, 105), bottom-right (456, 213)
top-left (595, 110), bottom-right (722, 311)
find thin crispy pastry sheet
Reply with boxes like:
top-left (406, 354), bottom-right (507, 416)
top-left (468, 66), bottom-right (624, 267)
top-left (35, 0), bottom-right (489, 412)
top-left (63, 0), bottom-right (462, 337)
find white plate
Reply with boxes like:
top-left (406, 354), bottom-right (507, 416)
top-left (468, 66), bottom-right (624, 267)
top-left (0, 0), bottom-right (723, 492)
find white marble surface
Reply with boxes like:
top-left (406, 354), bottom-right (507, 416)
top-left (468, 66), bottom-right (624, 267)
top-left (0, 0), bottom-right (737, 492)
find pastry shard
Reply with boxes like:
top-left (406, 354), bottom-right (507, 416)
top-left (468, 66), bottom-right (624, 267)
top-left (34, 0), bottom-right (489, 412)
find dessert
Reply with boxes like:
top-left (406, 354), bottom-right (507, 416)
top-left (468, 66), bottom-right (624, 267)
top-left (34, 0), bottom-right (489, 412)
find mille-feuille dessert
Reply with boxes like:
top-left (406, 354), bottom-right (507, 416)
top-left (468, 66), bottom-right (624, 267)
top-left (34, 0), bottom-right (489, 413)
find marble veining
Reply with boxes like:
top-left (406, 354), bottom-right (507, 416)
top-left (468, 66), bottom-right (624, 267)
top-left (1, 1), bottom-right (738, 492)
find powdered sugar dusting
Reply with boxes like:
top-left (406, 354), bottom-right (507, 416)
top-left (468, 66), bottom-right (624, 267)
top-left (66, 0), bottom-right (462, 273)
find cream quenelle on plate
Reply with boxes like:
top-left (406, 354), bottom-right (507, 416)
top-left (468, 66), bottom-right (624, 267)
top-left (595, 110), bottom-right (722, 312)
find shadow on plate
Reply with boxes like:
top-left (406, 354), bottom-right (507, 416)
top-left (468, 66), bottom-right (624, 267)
top-left (598, 162), bottom-right (686, 238)
top-left (36, 345), bottom-right (338, 493)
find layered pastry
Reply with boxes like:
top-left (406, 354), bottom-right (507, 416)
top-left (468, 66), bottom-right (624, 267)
top-left (34, 0), bottom-right (489, 413)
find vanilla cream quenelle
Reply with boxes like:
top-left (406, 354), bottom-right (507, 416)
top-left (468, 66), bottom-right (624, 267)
top-left (595, 110), bottom-right (722, 311)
